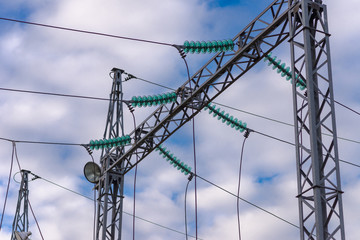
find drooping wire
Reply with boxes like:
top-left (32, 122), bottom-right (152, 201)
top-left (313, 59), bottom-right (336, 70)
top-left (0, 17), bottom-right (173, 47)
top-left (126, 102), bottom-right (138, 240)
top-left (0, 137), bottom-right (82, 146)
top-left (237, 130), bottom-right (250, 240)
top-left (0, 87), bottom-right (111, 101)
top-left (81, 145), bottom-right (97, 240)
top-left (334, 99), bottom-right (360, 116)
top-left (176, 47), bottom-right (199, 239)
top-left (122, 75), bottom-right (360, 144)
top-left (195, 174), bottom-right (299, 229)
top-left (184, 174), bottom-right (194, 240)
top-left (29, 170), bottom-right (202, 239)
top-left (1, 82), bottom-right (359, 144)
top-left (28, 199), bottom-right (45, 240)
top-left (0, 142), bottom-right (15, 231)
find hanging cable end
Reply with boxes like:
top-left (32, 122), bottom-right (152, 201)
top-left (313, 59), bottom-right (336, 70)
top-left (124, 73), bottom-right (136, 82)
top-left (187, 172), bottom-right (194, 181)
top-left (126, 102), bottom-right (135, 113)
top-left (244, 129), bottom-right (252, 138)
top-left (172, 44), bottom-right (187, 59)
top-left (30, 173), bottom-right (41, 181)
top-left (81, 144), bottom-right (93, 156)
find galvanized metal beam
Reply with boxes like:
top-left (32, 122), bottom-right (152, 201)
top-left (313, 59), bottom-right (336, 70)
top-left (288, 0), bottom-right (345, 239)
top-left (105, 0), bottom-right (295, 175)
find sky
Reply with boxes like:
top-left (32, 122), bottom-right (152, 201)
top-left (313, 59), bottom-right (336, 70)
top-left (0, 0), bottom-right (359, 239)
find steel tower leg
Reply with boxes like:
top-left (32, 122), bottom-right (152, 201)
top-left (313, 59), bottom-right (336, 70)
top-left (288, 0), bottom-right (345, 239)
top-left (96, 68), bottom-right (125, 240)
top-left (11, 170), bottom-right (30, 240)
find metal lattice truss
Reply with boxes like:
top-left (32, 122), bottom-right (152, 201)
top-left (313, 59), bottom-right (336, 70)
top-left (104, 0), bottom-right (296, 175)
top-left (96, 69), bottom-right (126, 240)
top-left (96, 0), bottom-right (345, 239)
top-left (289, 0), bottom-right (345, 239)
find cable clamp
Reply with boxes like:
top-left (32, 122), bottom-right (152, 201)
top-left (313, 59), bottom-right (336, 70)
top-left (188, 172), bottom-right (194, 181)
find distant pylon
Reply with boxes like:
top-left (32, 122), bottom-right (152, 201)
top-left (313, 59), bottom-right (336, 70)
top-left (11, 170), bottom-right (31, 240)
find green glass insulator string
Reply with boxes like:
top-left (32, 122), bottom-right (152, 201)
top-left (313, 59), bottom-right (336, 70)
top-left (131, 92), bottom-right (177, 107)
top-left (155, 145), bottom-right (192, 176)
top-left (89, 135), bottom-right (131, 150)
top-left (264, 52), bottom-right (306, 90)
top-left (204, 103), bottom-right (247, 132)
top-left (183, 39), bottom-right (234, 54)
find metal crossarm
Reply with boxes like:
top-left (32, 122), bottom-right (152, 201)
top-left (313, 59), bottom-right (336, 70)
top-left (105, 0), bottom-right (298, 175)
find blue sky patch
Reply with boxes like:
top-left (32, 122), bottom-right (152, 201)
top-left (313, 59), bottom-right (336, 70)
top-left (256, 174), bottom-right (279, 184)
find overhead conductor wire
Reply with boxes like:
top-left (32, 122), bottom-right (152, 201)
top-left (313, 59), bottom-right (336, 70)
top-left (126, 103), bottom-right (138, 240)
top-left (184, 175), bottom-right (193, 240)
top-left (237, 130), bottom-right (250, 240)
top-left (177, 47), bottom-right (199, 239)
top-left (0, 17), bottom-right (173, 47)
top-left (81, 145), bottom-right (97, 240)
top-left (1, 84), bottom-right (359, 145)
top-left (0, 142), bottom-right (15, 231)
top-left (30, 170), bottom-right (202, 239)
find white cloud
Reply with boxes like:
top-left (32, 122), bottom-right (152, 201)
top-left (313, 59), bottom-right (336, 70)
top-left (0, 0), bottom-right (359, 239)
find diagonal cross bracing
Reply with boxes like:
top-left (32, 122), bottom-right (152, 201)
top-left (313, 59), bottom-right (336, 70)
top-left (104, 0), bottom-right (298, 175)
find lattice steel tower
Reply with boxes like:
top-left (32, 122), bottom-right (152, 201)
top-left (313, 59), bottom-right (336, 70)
top-left (95, 68), bottom-right (126, 240)
top-left (11, 170), bottom-right (31, 240)
top-left (96, 0), bottom-right (344, 239)
top-left (289, 0), bottom-right (345, 238)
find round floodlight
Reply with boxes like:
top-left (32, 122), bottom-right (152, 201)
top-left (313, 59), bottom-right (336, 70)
top-left (84, 162), bottom-right (101, 183)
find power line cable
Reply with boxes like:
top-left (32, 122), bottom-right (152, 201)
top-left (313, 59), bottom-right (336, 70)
top-left (1, 84), bottom-right (359, 145)
top-left (0, 137), bottom-right (82, 146)
top-left (29, 171), bottom-right (201, 239)
top-left (0, 142), bottom-right (15, 231)
top-left (9, 142), bottom-right (348, 238)
top-left (127, 103), bottom-right (138, 240)
top-left (334, 99), bottom-right (360, 116)
top-left (127, 77), bottom-right (176, 91)
top-left (1, 128), bottom-right (359, 169)
top-left (0, 87), bottom-right (111, 101)
top-left (28, 199), bottom-right (45, 240)
top-left (123, 77), bottom-right (360, 145)
top-left (195, 174), bottom-right (299, 229)
top-left (32, 173), bottom-right (93, 201)
top-left (184, 175), bottom-right (193, 240)
top-left (0, 17), bottom-right (173, 47)
top-left (27, 161), bottom-right (300, 238)
top-left (179, 48), bottom-right (199, 239)
top-left (80, 145), bottom-right (97, 240)
top-left (237, 131), bottom-right (250, 240)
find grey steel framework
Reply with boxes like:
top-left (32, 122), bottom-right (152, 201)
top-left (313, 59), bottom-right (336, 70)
top-left (289, 0), bottom-right (345, 239)
top-left (95, 68), bottom-right (126, 240)
top-left (11, 170), bottom-right (30, 240)
top-left (96, 0), bottom-right (345, 239)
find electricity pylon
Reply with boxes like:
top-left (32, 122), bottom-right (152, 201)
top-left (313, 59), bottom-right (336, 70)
top-left (97, 0), bottom-right (344, 239)
top-left (289, 0), bottom-right (345, 238)
top-left (11, 170), bottom-right (31, 240)
top-left (95, 68), bottom-right (126, 240)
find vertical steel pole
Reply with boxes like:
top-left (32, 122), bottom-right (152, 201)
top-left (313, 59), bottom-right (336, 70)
top-left (96, 68), bottom-right (125, 240)
top-left (288, 0), bottom-right (345, 239)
